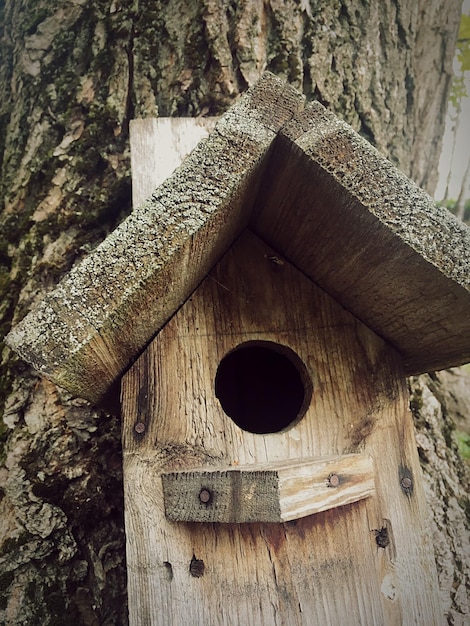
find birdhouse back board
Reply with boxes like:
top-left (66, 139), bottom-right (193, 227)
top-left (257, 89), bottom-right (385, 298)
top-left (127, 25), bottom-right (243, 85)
top-left (121, 230), bottom-right (441, 625)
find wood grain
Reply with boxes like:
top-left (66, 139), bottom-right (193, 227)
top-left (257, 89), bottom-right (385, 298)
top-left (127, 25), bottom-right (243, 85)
top-left (121, 231), bottom-right (442, 625)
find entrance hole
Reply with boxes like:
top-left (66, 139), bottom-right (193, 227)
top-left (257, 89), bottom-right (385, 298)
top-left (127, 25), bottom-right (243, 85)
top-left (214, 341), bottom-right (312, 434)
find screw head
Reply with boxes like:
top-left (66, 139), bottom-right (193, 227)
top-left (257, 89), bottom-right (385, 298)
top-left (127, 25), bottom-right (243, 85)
top-left (328, 473), bottom-right (340, 488)
top-left (401, 476), bottom-right (412, 490)
top-left (199, 488), bottom-right (212, 504)
top-left (134, 422), bottom-right (146, 434)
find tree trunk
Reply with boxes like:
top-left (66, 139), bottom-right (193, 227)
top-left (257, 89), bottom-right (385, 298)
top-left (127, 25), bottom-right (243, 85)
top-left (0, 1), bottom-right (467, 624)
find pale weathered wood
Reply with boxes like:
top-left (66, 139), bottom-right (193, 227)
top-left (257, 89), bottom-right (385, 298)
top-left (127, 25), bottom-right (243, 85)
top-left (162, 454), bottom-right (375, 523)
top-left (252, 101), bottom-right (470, 375)
top-left (121, 231), bottom-right (442, 626)
top-left (5, 73), bottom-right (304, 404)
top-left (130, 117), bottom-right (217, 208)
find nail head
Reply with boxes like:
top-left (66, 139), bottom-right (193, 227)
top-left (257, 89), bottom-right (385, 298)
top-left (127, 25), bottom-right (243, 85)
top-left (401, 476), bottom-right (412, 490)
top-left (328, 473), bottom-right (340, 488)
top-left (199, 488), bottom-right (212, 504)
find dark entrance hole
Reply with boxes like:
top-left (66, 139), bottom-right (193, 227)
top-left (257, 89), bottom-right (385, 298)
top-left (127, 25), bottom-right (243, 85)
top-left (214, 341), bottom-right (312, 434)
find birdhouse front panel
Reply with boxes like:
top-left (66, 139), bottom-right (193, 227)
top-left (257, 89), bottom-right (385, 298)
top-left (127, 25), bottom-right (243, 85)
top-left (121, 230), bottom-right (441, 626)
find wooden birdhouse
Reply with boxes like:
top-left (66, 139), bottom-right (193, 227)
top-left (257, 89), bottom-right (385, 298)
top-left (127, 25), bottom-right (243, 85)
top-left (7, 73), bottom-right (470, 626)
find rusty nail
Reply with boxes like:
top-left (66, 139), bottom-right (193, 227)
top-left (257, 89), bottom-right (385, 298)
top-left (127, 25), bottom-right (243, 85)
top-left (134, 422), bottom-right (146, 434)
top-left (199, 488), bottom-right (212, 504)
top-left (401, 476), bottom-right (412, 490)
top-left (328, 473), bottom-right (340, 488)
top-left (189, 555), bottom-right (205, 578)
top-left (374, 526), bottom-right (390, 549)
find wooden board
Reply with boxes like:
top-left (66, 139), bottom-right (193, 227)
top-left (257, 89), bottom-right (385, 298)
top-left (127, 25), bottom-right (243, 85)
top-left (252, 101), bottom-right (470, 374)
top-left (162, 454), bottom-right (375, 523)
top-left (121, 231), bottom-right (442, 625)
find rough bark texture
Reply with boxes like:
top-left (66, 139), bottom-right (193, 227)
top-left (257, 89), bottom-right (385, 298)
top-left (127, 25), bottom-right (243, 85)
top-left (0, 0), bottom-right (467, 624)
top-left (409, 374), bottom-right (470, 624)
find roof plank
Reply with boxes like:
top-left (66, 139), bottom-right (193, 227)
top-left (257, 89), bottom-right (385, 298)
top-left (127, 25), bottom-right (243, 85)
top-left (252, 102), bottom-right (470, 374)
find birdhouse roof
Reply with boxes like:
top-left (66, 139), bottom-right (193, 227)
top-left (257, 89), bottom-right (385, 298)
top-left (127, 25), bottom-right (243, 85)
top-left (6, 73), bottom-right (470, 405)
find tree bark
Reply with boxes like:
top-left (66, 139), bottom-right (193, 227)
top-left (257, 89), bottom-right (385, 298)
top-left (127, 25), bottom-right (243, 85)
top-left (0, 1), bottom-right (467, 624)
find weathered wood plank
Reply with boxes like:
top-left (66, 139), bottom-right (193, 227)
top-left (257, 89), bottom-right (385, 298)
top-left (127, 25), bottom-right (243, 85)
top-left (162, 454), bottom-right (375, 522)
top-left (121, 231), bottom-right (442, 625)
top-left (130, 117), bottom-right (217, 207)
top-left (252, 101), bottom-right (470, 374)
top-left (6, 73), bottom-right (304, 404)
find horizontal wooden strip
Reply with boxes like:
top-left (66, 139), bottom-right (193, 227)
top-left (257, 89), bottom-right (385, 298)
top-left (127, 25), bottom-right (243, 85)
top-left (162, 454), bottom-right (375, 523)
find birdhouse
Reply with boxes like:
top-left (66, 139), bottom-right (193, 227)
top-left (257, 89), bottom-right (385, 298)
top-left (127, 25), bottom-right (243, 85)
top-left (7, 73), bottom-right (470, 626)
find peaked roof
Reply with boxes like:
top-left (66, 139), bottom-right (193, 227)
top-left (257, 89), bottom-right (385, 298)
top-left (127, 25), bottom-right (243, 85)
top-left (6, 73), bottom-right (470, 405)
